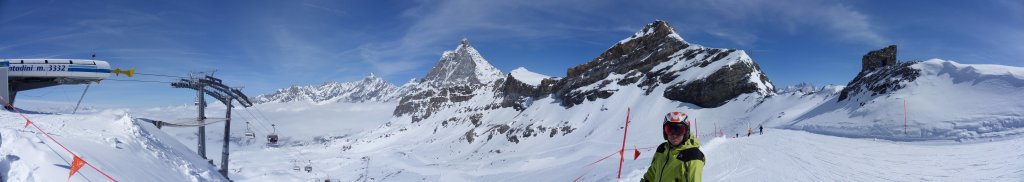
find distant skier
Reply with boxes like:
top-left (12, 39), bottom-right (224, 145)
top-left (642, 112), bottom-right (704, 182)
top-left (747, 128), bottom-right (752, 137)
top-left (759, 125), bottom-right (763, 135)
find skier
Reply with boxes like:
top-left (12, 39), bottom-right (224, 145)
top-left (642, 112), bottom-right (704, 182)
top-left (747, 128), bottom-right (752, 137)
top-left (759, 125), bottom-right (763, 135)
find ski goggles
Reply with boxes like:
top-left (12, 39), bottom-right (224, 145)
top-left (663, 123), bottom-right (687, 136)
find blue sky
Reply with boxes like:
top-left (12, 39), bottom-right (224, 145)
top-left (0, 0), bottom-right (1021, 108)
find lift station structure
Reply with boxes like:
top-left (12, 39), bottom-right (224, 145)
top-left (0, 59), bottom-right (119, 107)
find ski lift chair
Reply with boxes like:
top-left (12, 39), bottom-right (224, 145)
top-left (244, 122), bottom-right (256, 139)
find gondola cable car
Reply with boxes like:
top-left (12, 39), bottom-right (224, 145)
top-left (267, 124), bottom-right (279, 146)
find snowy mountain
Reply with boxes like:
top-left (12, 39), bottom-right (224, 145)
top-left (421, 38), bottom-right (504, 86)
top-left (392, 38), bottom-right (507, 122)
top-left (251, 73), bottom-right (406, 104)
top-left (554, 20), bottom-right (774, 108)
top-left (7, 20), bottom-right (1023, 181)
top-left (778, 82), bottom-right (844, 96)
top-left (395, 20), bottom-right (774, 123)
top-left (789, 58), bottom-right (1024, 141)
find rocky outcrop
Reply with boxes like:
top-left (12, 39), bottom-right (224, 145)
top-left (861, 45), bottom-right (897, 72)
top-left (393, 84), bottom-right (478, 122)
top-left (663, 62), bottom-right (770, 107)
top-left (550, 20), bottom-right (774, 108)
top-left (495, 74), bottom-right (544, 111)
top-left (394, 20), bottom-right (777, 123)
top-left (839, 45), bottom-right (920, 102)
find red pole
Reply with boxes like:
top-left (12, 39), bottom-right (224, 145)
top-left (617, 107), bottom-right (631, 179)
top-left (904, 99), bottom-right (908, 135)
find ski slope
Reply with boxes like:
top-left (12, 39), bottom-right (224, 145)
top-left (691, 130), bottom-right (1024, 181)
top-left (0, 109), bottom-right (225, 181)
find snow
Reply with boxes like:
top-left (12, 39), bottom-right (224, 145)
top-left (6, 57), bottom-right (1024, 181)
top-left (5, 44), bottom-right (1023, 181)
top-left (789, 59), bottom-right (1024, 141)
top-left (509, 67), bottom-right (549, 86)
top-left (695, 130), bottom-right (1023, 181)
top-left (0, 109), bottom-right (225, 181)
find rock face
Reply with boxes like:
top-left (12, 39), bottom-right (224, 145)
top-left (495, 73), bottom-right (553, 111)
top-left (393, 39), bottom-right (504, 122)
top-left (861, 45), bottom-right (897, 72)
top-left (550, 20), bottom-right (774, 108)
top-left (662, 62), bottom-right (770, 108)
top-left (252, 73), bottom-right (405, 104)
top-left (839, 45), bottom-right (920, 102)
top-left (421, 38), bottom-right (504, 86)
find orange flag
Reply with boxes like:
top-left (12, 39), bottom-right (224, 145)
top-left (69, 155), bottom-right (86, 180)
top-left (24, 119), bottom-right (31, 128)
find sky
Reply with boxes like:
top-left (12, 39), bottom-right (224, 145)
top-left (0, 0), bottom-right (1021, 108)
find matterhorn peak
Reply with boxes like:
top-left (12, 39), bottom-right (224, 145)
top-left (421, 38), bottom-right (503, 85)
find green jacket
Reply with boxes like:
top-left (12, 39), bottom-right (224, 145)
top-left (641, 133), bottom-right (704, 182)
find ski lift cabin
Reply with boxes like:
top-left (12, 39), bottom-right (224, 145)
top-left (267, 124), bottom-right (279, 146)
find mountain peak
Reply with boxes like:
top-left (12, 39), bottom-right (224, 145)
top-left (618, 20), bottom-right (686, 44)
top-left (460, 37), bottom-right (470, 47)
top-left (361, 73), bottom-right (384, 83)
top-left (421, 38), bottom-right (503, 85)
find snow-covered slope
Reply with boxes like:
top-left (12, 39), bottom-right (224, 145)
top-left (252, 73), bottom-right (406, 104)
top-left (0, 110), bottom-right (225, 181)
top-left (508, 67), bottom-right (549, 86)
top-left (673, 130), bottom-right (1024, 181)
top-left (788, 59), bottom-right (1024, 141)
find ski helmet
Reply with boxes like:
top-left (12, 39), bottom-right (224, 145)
top-left (662, 111), bottom-right (690, 140)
